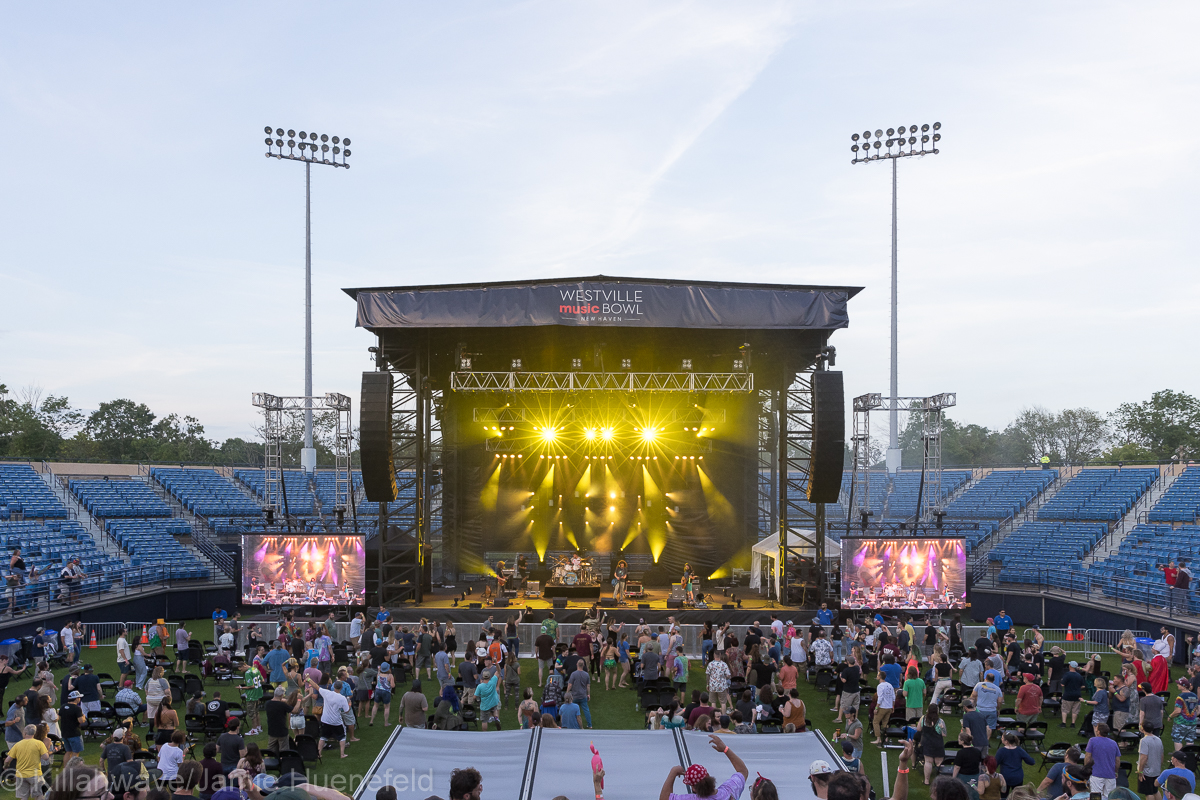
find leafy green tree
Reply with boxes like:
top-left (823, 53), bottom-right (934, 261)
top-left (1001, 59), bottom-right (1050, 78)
top-left (84, 399), bottom-right (157, 461)
top-left (1110, 390), bottom-right (1200, 460)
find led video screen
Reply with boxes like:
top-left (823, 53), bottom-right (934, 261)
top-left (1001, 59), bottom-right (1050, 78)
top-left (840, 537), bottom-right (966, 610)
top-left (241, 534), bottom-right (366, 606)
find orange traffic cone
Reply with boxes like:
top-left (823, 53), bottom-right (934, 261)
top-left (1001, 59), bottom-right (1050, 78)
top-left (140, 625), bottom-right (149, 645)
top-left (1066, 623), bottom-right (1074, 641)
top-left (88, 628), bottom-right (97, 649)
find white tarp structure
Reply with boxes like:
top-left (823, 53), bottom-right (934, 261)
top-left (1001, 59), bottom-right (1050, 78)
top-left (749, 531), bottom-right (814, 595)
top-left (354, 727), bottom-right (842, 800)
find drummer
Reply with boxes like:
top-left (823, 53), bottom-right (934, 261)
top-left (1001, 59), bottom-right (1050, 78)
top-left (570, 552), bottom-right (583, 571)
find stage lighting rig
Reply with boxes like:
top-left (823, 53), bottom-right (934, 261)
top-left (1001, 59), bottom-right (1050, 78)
top-left (850, 121), bottom-right (942, 474)
top-left (263, 125), bottom-right (352, 473)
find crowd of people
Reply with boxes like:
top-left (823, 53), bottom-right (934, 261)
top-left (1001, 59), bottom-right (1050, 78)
top-left (7, 603), bottom-right (1200, 800)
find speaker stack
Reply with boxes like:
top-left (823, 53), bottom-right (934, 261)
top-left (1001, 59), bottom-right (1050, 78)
top-left (360, 372), bottom-right (397, 502)
top-left (807, 370), bottom-right (845, 504)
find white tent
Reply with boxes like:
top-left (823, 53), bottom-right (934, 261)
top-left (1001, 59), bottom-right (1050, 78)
top-left (750, 531), bottom-right (817, 597)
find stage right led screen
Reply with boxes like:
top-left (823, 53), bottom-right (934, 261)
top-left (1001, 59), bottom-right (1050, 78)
top-left (840, 537), bottom-right (966, 610)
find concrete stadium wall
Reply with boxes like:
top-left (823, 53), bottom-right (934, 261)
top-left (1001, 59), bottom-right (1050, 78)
top-left (0, 584), bottom-right (238, 639)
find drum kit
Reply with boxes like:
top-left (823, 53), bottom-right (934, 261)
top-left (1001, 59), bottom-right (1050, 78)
top-left (549, 554), bottom-right (599, 586)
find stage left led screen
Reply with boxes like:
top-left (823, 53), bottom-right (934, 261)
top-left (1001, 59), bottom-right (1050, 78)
top-left (240, 534), bottom-right (366, 606)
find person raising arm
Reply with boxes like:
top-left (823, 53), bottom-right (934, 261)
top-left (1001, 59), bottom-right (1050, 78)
top-left (659, 734), bottom-right (748, 800)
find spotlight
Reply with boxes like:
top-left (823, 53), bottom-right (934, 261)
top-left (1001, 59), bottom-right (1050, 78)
top-left (511, 358), bottom-right (522, 370)
top-left (541, 427), bottom-right (558, 443)
top-left (584, 428), bottom-right (597, 441)
top-left (681, 359), bottom-right (693, 371)
top-left (459, 356), bottom-right (472, 370)
top-left (601, 427), bottom-right (615, 442)
top-left (571, 358), bottom-right (582, 369)
top-left (641, 427), bottom-right (658, 443)
top-left (621, 358), bottom-right (631, 369)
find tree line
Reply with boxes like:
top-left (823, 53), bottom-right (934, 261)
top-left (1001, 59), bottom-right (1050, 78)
top-left (883, 390), bottom-right (1200, 468)
top-left (0, 383), bottom-right (348, 466)
top-left (2, 380), bottom-right (1196, 468)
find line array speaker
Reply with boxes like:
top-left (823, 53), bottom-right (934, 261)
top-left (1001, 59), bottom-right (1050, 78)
top-left (807, 370), bottom-right (845, 504)
top-left (360, 372), bottom-right (397, 502)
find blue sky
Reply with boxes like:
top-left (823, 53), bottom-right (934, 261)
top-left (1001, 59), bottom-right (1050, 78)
top-left (2, 2), bottom-right (1197, 441)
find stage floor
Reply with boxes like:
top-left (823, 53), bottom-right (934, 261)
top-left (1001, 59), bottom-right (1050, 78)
top-left (416, 583), bottom-right (778, 611)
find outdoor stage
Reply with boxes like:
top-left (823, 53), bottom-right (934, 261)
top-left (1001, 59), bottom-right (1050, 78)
top-left (346, 276), bottom-right (859, 608)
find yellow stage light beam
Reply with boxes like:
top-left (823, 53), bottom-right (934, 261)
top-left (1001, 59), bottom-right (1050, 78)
top-left (648, 525), bottom-right (667, 562)
top-left (601, 426), bottom-right (615, 442)
top-left (541, 427), bottom-right (558, 443)
top-left (641, 426), bottom-right (658, 443)
top-left (697, 464), bottom-right (736, 525)
top-left (621, 524), bottom-right (641, 550)
top-left (479, 461), bottom-right (501, 511)
top-left (584, 427), bottom-right (597, 442)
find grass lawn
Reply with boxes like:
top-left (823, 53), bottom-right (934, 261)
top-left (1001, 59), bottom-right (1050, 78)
top-left (8, 619), bottom-right (1186, 800)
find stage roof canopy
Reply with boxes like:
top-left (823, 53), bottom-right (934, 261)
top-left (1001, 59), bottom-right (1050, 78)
top-left (345, 275), bottom-right (861, 331)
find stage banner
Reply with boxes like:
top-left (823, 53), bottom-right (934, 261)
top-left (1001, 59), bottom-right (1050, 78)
top-left (355, 279), bottom-right (852, 330)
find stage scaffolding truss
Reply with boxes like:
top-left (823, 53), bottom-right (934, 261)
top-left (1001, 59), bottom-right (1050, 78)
top-left (774, 369), bottom-right (829, 605)
top-left (252, 392), bottom-right (352, 519)
top-left (849, 392), bottom-right (956, 524)
top-left (372, 349), bottom-right (445, 606)
top-left (451, 371), bottom-right (753, 393)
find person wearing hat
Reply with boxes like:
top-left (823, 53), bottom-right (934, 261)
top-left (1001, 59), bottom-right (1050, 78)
top-left (1061, 660), bottom-right (1087, 727)
top-left (60, 690), bottom-right (87, 765)
top-left (1047, 645), bottom-right (1067, 693)
top-left (808, 759), bottom-right (834, 800)
top-left (101, 726), bottom-right (132, 774)
top-left (660, 734), bottom-right (747, 799)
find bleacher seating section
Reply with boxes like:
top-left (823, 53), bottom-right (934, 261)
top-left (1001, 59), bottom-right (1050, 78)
top-left (943, 469), bottom-right (1056, 551)
top-left (884, 470), bottom-right (970, 517)
top-left (69, 479), bottom-right (173, 519)
top-left (151, 468), bottom-right (262, 517)
top-left (1037, 467), bottom-right (1158, 522)
top-left (944, 469), bottom-right (1056, 520)
top-left (105, 519), bottom-right (211, 581)
top-left (235, 469), bottom-right (316, 515)
top-left (990, 520), bottom-right (1106, 583)
top-left (0, 520), bottom-right (124, 610)
top-left (1148, 467), bottom-right (1200, 523)
top-left (0, 464), bottom-right (68, 520)
top-left (1039, 523), bottom-right (1200, 613)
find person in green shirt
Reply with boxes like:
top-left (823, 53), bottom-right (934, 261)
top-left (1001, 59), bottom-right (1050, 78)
top-left (901, 667), bottom-right (926, 722)
top-left (541, 612), bottom-right (559, 640)
top-left (240, 664), bottom-right (263, 735)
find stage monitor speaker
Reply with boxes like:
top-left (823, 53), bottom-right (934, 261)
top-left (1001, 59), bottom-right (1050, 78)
top-left (807, 370), bottom-right (845, 504)
top-left (492, 598), bottom-right (510, 607)
top-left (552, 597), bottom-right (568, 609)
top-left (468, 602), bottom-right (482, 609)
top-left (598, 599), bottom-right (619, 608)
top-left (360, 372), bottom-right (397, 502)
top-left (638, 603), bottom-right (650, 610)
top-left (666, 600), bottom-right (683, 610)
top-left (721, 604), bottom-right (735, 610)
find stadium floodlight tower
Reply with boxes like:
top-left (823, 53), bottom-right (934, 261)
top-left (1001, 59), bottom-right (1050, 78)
top-left (263, 127), bottom-right (352, 473)
top-left (851, 122), bottom-right (941, 474)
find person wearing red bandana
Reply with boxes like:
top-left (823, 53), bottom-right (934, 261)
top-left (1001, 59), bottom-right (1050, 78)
top-left (659, 734), bottom-right (748, 800)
